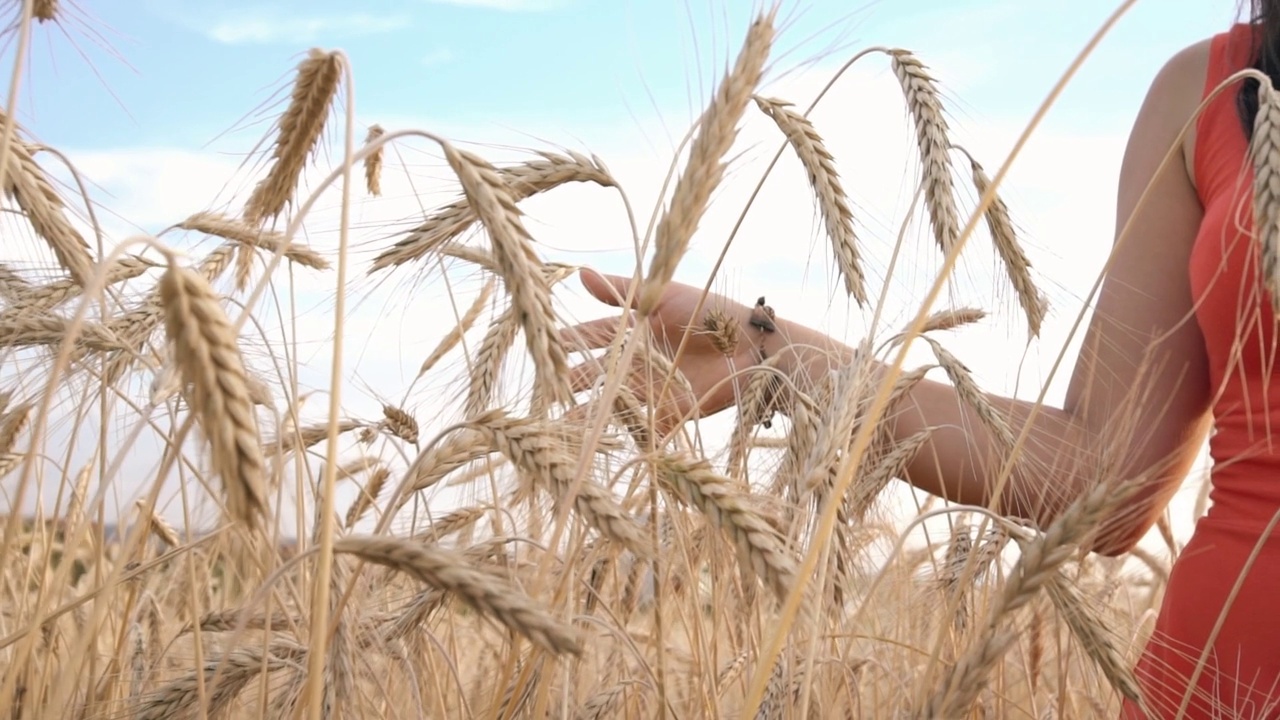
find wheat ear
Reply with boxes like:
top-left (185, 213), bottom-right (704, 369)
top-left (244, 48), bottom-right (343, 223)
top-left (1045, 571), bottom-right (1143, 704)
top-left (478, 410), bottom-right (653, 557)
top-left (32, 0), bottom-right (57, 22)
top-left (1251, 79), bottom-right (1280, 314)
top-left (652, 452), bottom-right (797, 602)
top-left (364, 124), bottom-right (385, 196)
top-left (1, 125), bottom-right (94, 284)
top-left (333, 535), bottom-right (581, 655)
top-left (920, 476), bottom-right (1142, 719)
top-left (889, 49), bottom-right (961, 254)
top-left (370, 150), bottom-right (615, 272)
top-left (754, 95), bottom-right (866, 305)
top-left (176, 211), bottom-right (329, 270)
top-left (638, 10), bottom-right (775, 314)
top-left (419, 277), bottom-right (495, 377)
top-left (159, 263), bottom-right (267, 530)
top-left (442, 144), bottom-right (571, 410)
top-left (962, 152), bottom-right (1047, 336)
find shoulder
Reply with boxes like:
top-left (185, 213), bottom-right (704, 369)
top-left (1145, 37), bottom-right (1213, 126)
top-left (1130, 36), bottom-right (1216, 181)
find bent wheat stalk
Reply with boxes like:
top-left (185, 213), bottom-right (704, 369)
top-left (333, 535), bottom-right (581, 655)
top-left (370, 150), bottom-right (615, 272)
top-left (753, 95), bottom-right (866, 305)
top-left (889, 49), bottom-right (961, 254)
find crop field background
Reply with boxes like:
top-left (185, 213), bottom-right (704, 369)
top-left (0, 0), bottom-right (1236, 718)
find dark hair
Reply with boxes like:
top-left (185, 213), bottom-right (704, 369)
top-left (1239, 0), bottom-right (1280, 135)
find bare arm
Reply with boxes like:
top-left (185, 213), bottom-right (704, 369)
top-left (759, 42), bottom-right (1214, 555)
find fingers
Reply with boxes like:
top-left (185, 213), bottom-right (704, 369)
top-left (569, 357), bottom-right (607, 394)
top-left (580, 268), bottom-right (638, 309)
top-left (560, 313), bottom-right (635, 351)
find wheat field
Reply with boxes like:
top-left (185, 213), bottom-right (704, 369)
top-left (0, 2), bottom-right (1232, 718)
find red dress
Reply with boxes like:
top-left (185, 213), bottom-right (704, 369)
top-left (1121, 22), bottom-right (1280, 720)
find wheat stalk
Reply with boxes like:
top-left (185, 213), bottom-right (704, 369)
top-left (889, 49), bottom-right (961, 254)
top-left (176, 211), bottom-right (329, 270)
top-left (333, 535), bottom-right (581, 655)
top-left (962, 152), bottom-right (1047, 336)
top-left (364, 124), bottom-right (385, 196)
top-left (370, 150), bottom-right (615, 272)
top-left (243, 48), bottom-right (343, 224)
top-left (651, 451), bottom-right (797, 601)
top-left (1, 130), bottom-right (94, 285)
top-left (638, 10), bottom-right (775, 314)
top-left (442, 144), bottom-right (571, 411)
top-left (159, 263), bottom-right (267, 530)
top-left (1251, 79), bottom-right (1280, 314)
top-left (754, 95), bottom-right (866, 305)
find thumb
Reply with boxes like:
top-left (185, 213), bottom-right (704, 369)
top-left (579, 268), bottom-right (636, 309)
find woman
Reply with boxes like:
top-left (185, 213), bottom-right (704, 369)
top-left (564, 4), bottom-right (1280, 718)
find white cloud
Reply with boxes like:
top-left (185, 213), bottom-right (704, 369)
top-left (207, 12), bottom-right (410, 45)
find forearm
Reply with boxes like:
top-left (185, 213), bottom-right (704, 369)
top-left (756, 314), bottom-right (1093, 528)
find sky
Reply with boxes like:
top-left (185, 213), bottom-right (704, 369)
top-left (0, 0), bottom-right (1244, 556)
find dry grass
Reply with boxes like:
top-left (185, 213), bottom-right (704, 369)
top-left (0, 8), bottom-right (1198, 720)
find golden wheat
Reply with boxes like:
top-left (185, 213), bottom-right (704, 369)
top-left (244, 49), bottom-right (343, 224)
top-left (1251, 79), bottom-right (1280, 313)
top-left (364, 124), bottom-right (385, 196)
top-left (889, 49), bottom-right (961, 254)
top-left (159, 263), bottom-right (267, 530)
top-left (754, 95), bottom-right (867, 305)
top-left (637, 9), bottom-right (775, 315)
top-left (333, 535), bottom-right (581, 655)
top-left (369, 150), bottom-right (616, 272)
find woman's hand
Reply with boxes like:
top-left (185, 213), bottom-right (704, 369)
top-left (560, 268), bottom-right (764, 434)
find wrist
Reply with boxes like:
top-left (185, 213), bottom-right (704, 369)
top-left (739, 297), bottom-right (856, 423)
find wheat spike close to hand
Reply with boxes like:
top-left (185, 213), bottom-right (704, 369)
top-left (442, 144), bottom-right (572, 411)
top-left (754, 95), bottom-right (867, 306)
top-left (889, 49), bottom-right (961, 255)
top-left (638, 9), bottom-right (776, 315)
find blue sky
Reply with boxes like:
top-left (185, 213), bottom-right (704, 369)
top-left (5, 0), bottom-right (1238, 151)
top-left (0, 1), bottom-right (1244, 537)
